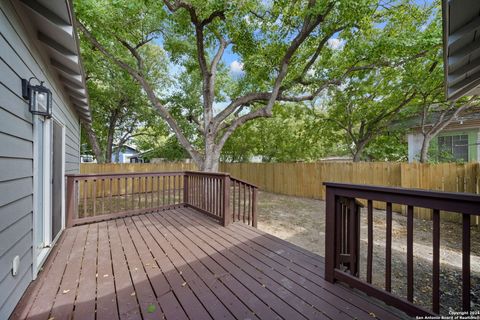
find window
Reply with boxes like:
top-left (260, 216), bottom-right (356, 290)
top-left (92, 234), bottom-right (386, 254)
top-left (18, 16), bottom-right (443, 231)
top-left (438, 134), bottom-right (469, 162)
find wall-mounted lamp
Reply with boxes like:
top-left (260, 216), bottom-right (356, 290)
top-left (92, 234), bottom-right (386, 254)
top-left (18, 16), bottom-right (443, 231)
top-left (21, 77), bottom-right (52, 118)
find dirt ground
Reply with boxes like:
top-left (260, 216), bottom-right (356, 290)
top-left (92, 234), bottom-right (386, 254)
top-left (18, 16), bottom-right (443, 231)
top-left (256, 191), bottom-right (480, 314)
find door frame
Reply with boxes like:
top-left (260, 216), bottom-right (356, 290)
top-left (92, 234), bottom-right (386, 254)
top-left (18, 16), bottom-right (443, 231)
top-left (51, 119), bottom-right (66, 242)
top-left (32, 116), bottom-right (65, 279)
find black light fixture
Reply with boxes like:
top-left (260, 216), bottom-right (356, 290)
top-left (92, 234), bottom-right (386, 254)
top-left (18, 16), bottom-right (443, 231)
top-left (21, 77), bottom-right (52, 118)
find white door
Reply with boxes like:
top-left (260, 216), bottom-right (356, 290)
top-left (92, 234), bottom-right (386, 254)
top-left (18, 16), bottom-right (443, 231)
top-left (33, 116), bottom-right (51, 274)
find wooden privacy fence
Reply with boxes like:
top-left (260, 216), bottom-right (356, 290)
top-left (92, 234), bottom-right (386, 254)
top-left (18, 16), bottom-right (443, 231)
top-left (81, 162), bottom-right (480, 223)
top-left (66, 171), bottom-right (257, 227)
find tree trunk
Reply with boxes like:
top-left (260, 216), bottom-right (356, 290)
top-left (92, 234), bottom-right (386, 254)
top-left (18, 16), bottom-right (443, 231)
top-left (105, 108), bottom-right (120, 163)
top-left (82, 122), bottom-right (105, 163)
top-left (352, 140), bottom-right (368, 162)
top-left (199, 142), bottom-right (220, 171)
top-left (419, 134), bottom-right (431, 163)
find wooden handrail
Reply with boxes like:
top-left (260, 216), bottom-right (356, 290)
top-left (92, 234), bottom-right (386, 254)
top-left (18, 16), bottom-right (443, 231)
top-left (66, 171), bottom-right (258, 228)
top-left (324, 182), bottom-right (480, 317)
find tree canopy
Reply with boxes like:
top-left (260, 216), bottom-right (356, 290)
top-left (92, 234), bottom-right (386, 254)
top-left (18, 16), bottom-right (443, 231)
top-left (76, 0), bottom-right (464, 166)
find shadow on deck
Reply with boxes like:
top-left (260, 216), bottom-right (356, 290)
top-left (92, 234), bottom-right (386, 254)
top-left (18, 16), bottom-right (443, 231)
top-left (11, 207), bottom-right (407, 320)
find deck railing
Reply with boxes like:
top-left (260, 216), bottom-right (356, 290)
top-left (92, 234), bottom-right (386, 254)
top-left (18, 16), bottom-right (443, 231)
top-left (230, 177), bottom-right (258, 227)
top-left (324, 182), bottom-right (480, 317)
top-left (66, 171), bottom-right (258, 227)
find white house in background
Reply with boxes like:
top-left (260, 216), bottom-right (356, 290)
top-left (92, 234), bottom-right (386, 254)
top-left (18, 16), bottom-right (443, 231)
top-left (112, 145), bottom-right (143, 163)
top-left (0, 1), bottom-right (89, 318)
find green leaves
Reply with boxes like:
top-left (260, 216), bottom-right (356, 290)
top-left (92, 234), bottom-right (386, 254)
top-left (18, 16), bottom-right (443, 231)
top-left (75, 0), bottom-right (444, 165)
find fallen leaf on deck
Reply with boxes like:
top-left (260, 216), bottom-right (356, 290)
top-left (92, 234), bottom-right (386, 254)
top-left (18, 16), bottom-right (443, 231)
top-left (146, 304), bottom-right (156, 313)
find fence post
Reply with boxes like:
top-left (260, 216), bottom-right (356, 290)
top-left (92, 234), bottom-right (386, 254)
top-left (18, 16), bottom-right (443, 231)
top-left (65, 175), bottom-right (76, 228)
top-left (223, 175), bottom-right (231, 227)
top-left (183, 173), bottom-right (189, 206)
top-left (252, 187), bottom-right (258, 228)
top-left (324, 185), bottom-right (336, 282)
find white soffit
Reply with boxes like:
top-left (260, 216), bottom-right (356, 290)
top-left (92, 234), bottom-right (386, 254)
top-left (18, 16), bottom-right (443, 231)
top-left (443, 0), bottom-right (480, 101)
top-left (14, 0), bottom-right (91, 123)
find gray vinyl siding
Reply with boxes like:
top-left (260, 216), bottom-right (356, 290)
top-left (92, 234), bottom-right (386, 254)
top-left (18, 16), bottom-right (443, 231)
top-left (0, 0), bottom-right (81, 317)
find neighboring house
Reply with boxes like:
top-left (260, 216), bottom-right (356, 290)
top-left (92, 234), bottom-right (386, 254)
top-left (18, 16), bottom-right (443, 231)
top-left (0, 1), bottom-right (90, 318)
top-left (407, 109), bottom-right (480, 162)
top-left (112, 145), bottom-right (142, 163)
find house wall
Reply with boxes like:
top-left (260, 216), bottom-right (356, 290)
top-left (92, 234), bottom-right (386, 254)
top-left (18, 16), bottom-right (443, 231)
top-left (434, 128), bottom-right (479, 162)
top-left (407, 133), bottom-right (424, 162)
top-left (0, 1), bottom-right (81, 317)
top-left (408, 128), bottom-right (480, 163)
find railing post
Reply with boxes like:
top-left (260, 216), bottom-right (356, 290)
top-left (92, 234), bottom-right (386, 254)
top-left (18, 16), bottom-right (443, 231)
top-left (183, 173), bottom-right (189, 206)
top-left (325, 186), bottom-right (336, 283)
top-left (252, 187), bottom-right (258, 228)
top-left (65, 175), bottom-right (76, 228)
top-left (223, 175), bottom-right (231, 226)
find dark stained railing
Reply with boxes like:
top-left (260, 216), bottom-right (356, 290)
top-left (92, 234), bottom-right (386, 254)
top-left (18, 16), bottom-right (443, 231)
top-left (231, 176), bottom-right (258, 227)
top-left (183, 171), bottom-right (230, 225)
top-left (66, 171), bottom-right (258, 228)
top-left (324, 182), bottom-right (480, 317)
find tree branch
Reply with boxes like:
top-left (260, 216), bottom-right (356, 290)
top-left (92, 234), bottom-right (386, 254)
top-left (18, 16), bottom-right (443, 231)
top-left (77, 20), bottom-right (203, 164)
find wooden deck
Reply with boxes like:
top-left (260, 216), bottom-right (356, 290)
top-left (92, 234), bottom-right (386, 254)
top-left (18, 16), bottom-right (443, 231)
top-left (12, 207), bottom-right (407, 320)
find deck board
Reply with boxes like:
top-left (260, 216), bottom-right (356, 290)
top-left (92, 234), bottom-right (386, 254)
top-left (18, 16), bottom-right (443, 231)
top-left (12, 207), bottom-right (408, 320)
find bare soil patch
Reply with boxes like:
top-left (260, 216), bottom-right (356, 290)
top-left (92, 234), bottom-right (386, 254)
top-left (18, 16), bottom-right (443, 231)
top-left (256, 191), bottom-right (480, 314)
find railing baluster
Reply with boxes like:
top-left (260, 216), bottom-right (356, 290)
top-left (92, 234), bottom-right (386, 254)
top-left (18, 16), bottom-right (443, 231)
top-left (232, 181), bottom-right (236, 221)
top-left (252, 187), bottom-right (257, 227)
top-left (407, 205), bottom-right (414, 302)
top-left (144, 176), bottom-right (147, 208)
top-left (238, 182), bottom-right (241, 222)
top-left (462, 213), bottom-right (471, 312)
top-left (348, 199), bottom-right (357, 276)
top-left (216, 178), bottom-right (218, 214)
top-left (386, 202), bottom-right (392, 292)
top-left (151, 176), bottom-right (155, 207)
top-left (243, 184), bottom-right (247, 223)
top-left (125, 177), bottom-right (128, 211)
top-left (173, 175), bottom-right (176, 205)
top-left (334, 199), bottom-right (342, 271)
top-left (117, 178), bottom-right (121, 213)
top-left (367, 200), bottom-right (373, 284)
top-left (206, 177), bottom-right (210, 212)
top-left (131, 177), bottom-right (134, 210)
top-left (432, 209), bottom-right (440, 314)
top-left (83, 179), bottom-right (88, 217)
top-left (109, 178), bottom-right (113, 213)
top-left (92, 179), bottom-right (97, 216)
top-left (248, 186), bottom-right (252, 225)
top-left (162, 176), bottom-right (165, 206)
top-left (223, 175), bottom-right (231, 226)
top-left (101, 178), bottom-right (105, 215)
top-left (157, 176), bottom-right (161, 207)
top-left (208, 177), bottom-right (211, 212)
top-left (168, 175), bottom-right (171, 205)
top-left (213, 178), bottom-right (217, 215)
